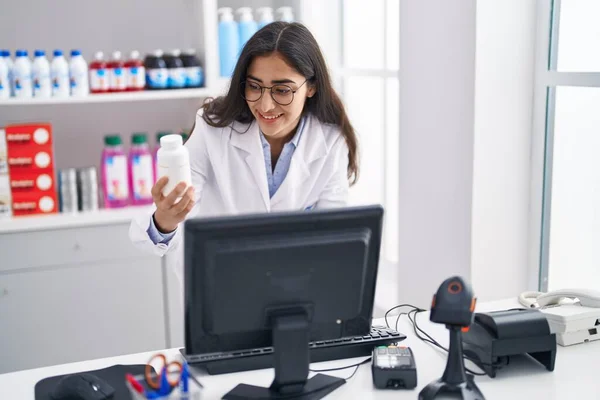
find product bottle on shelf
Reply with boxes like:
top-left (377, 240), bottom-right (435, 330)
top-left (1, 50), bottom-right (14, 97)
top-left (32, 50), bottom-right (52, 98)
top-left (13, 50), bottom-right (33, 98)
top-left (69, 49), bottom-right (89, 96)
top-left (144, 50), bottom-right (168, 90)
top-left (237, 7), bottom-right (258, 54)
top-left (256, 7), bottom-right (274, 29)
top-left (276, 7), bottom-right (295, 22)
top-left (0, 53), bottom-right (9, 99)
top-left (100, 134), bottom-right (129, 208)
top-left (128, 133), bottom-right (154, 205)
top-left (218, 7), bottom-right (239, 77)
top-left (125, 50), bottom-right (146, 91)
top-left (164, 50), bottom-right (186, 89)
top-left (181, 49), bottom-right (204, 88)
top-left (89, 51), bottom-right (109, 94)
top-left (107, 51), bottom-right (127, 92)
top-left (50, 50), bottom-right (70, 97)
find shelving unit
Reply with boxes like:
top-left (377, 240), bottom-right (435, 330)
top-left (0, 87), bottom-right (224, 106)
top-left (0, 205), bottom-right (153, 234)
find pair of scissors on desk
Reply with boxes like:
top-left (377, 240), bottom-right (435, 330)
top-left (145, 353), bottom-right (183, 391)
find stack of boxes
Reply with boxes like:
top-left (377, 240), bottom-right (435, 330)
top-left (1, 123), bottom-right (58, 217)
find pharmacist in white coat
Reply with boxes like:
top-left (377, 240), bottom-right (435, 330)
top-left (129, 22), bottom-right (360, 280)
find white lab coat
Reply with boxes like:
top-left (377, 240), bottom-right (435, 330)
top-left (129, 110), bottom-right (350, 279)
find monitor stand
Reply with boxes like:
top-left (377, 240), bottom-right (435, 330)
top-left (223, 312), bottom-right (346, 400)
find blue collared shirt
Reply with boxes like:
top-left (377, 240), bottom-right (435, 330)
top-left (147, 116), bottom-right (306, 244)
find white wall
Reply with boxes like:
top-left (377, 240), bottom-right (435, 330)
top-left (471, 0), bottom-right (537, 301)
top-left (397, 0), bottom-right (538, 307)
top-left (397, 0), bottom-right (477, 308)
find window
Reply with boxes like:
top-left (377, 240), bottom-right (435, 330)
top-left (340, 0), bottom-right (399, 263)
top-left (533, 0), bottom-right (600, 290)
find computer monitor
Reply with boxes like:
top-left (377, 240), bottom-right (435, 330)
top-left (184, 205), bottom-right (384, 400)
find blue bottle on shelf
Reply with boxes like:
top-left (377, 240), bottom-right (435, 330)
top-left (218, 7), bottom-right (239, 77)
top-left (236, 7), bottom-right (258, 54)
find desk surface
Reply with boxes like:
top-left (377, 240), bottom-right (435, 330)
top-left (1, 299), bottom-right (598, 399)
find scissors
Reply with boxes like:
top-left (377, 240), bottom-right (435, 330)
top-left (144, 353), bottom-right (183, 391)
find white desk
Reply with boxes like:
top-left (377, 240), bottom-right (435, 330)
top-left (1, 299), bottom-right (598, 399)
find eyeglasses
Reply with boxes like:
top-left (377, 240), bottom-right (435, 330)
top-left (241, 79), bottom-right (308, 106)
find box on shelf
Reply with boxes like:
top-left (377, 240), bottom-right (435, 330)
top-left (3, 123), bottom-right (58, 217)
top-left (10, 192), bottom-right (57, 216)
top-left (0, 175), bottom-right (11, 219)
top-left (0, 129), bottom-right (7, 175)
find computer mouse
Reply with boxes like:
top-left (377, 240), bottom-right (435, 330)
top-left (51, 373), bottom-right (115, 400)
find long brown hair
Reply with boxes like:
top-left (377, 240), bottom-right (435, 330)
top-left (202, 22), bottom-right (359, 185)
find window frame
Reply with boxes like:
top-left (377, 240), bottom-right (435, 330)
top-left (529, 0), bottom-right (600, 291)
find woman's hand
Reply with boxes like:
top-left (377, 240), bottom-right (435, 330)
top-left (152, 177), bottom-right (195, 233)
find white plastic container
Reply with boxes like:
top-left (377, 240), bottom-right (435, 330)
top-left (13, 50), bottom-right (32, 98)
top-left (32, 50), bottom-right (51, 98)
top-left (237, 7), bottom-right (258, 53)
top-left (276, 7), bottom-right (295, 22)
top-left (256, 7), bottom-right (275, 29)
top-left (69, 49), bottom-right (89, 96)
top-left (51, 50), bottom-right (70, 97)
top-left (0, 55), bottom-right (9, 99)
top-left (157, 134), bottom-right (192, 198)
top-left (1, 50), bottom-right (14, 97)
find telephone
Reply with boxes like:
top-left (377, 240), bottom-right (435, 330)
top-left (518, 289), bottom-right (600, 309)
top-left (517, 289), bottom-right (600, 346)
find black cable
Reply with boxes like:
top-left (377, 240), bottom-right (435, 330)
top-left (274, 357), bottom-right (370, 399)
top-left (309, 357), bottom-right (371, 373)
top-left (384, 304), bottom-right (504, 376)
top-left (407, 309), bottom-right (494, 376)
top-left (384, 304), bottom-right (422, 329)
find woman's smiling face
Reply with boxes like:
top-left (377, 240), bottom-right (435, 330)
top-left (245, 52), bottom-right (315, 140)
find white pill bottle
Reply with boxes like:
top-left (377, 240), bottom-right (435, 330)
top-left (157, 134), bottom-right (192, 198)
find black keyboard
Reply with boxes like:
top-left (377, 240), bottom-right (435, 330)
top-left (181, 327), bottom-right (406, 375)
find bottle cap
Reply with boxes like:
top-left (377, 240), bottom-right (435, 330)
top-left (1, 50), bottom-right (10, 57)
top-left (112, 51), bottom-right (122, 60)
top-left (160, 134), bottom-right (183, 150)
top-left (34, 50), bottom-right (45, 57)
top-left (71, 49), bottom-right (81, 57)
top-left (53, 49), bottom-right (63, 57)
top-left (16, 49), bottom-right (28, 57)
top-left (236, 7), bottom-right (254, 22)
top-left (256, 7), bottom-right (274, 20)
top-left (104, 134), bottom-right (122, 146)
top-left (131, 133), bottom-right (148, 144)
top-left (183, 49), bottom-right (196, 56)
top-left (156, 131), bottom-right (172, 144)
top-left (218, 7), bottom-right (234, 22)
top-left (130, 50), bottom-right (140, 60)
top-left (170, 49), bottom-right (181, 57)
top-left (94, 51), bottom-right (104, 60)
top-left (153, 49), bottom-right (164, 57)
top-left (276, 7), bottom-right (294, 21)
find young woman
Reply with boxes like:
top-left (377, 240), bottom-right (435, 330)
top-left (130, 22), bottom-right (359, 273)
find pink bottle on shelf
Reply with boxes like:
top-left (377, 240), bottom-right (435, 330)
top-left (128, 133), bottom-right (154, 205)
top-left (100, 134), bottom-right (129, 208)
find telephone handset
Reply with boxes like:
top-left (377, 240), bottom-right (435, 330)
top-left (518, 289), bottom-right (600, 309)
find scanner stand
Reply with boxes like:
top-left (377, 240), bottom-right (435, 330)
top-left (419, 327), bottom-right (485, 400)
top-left (223, 312), bottom-right (345, 400)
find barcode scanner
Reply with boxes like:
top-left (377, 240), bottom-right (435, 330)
top-left (418, 276), bottom-right (486, 400)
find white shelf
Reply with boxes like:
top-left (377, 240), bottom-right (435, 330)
top-left (0, 87), bottom-right (222, 106)
top-left (0, 205), bottom-right (153, 234)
